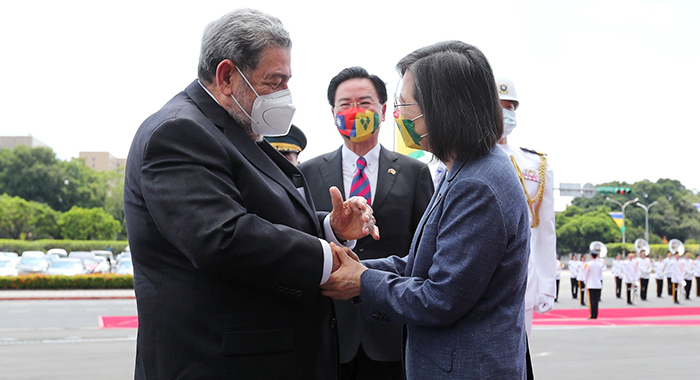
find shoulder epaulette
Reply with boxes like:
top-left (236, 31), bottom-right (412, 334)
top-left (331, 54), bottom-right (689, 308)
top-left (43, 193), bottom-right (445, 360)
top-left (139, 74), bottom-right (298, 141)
top-left (520, 147), bottom-right (546, 156)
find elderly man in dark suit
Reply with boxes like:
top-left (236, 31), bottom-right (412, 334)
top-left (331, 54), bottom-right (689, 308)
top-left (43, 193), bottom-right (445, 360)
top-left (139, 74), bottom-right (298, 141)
top-left (299, 67), bottom-right (433, 380)
top-left (124, 9), bottom-right (378, 380)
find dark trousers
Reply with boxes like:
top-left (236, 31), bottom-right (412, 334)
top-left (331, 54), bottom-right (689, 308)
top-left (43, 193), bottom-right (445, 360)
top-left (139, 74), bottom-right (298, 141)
top-left (640, 278), bottom-right (649, 300)
top-left (555, 279), bottom-right (560, 302)
top-left (626, 283), bottom-right (634, 304)
top-left (697, 277), bottom-right (700, 297)
top-left (579, 281), bottom-right (586, 305)
top-left (588, 289), bottom-right (602, 319)
top-left (571, 277), bottom-right (578, 298)
top-left (672, 282), bottom-right (680, 303)
top-left (667, 277), bottom-right (673, 296)
top-left (656, 278), bottom-right (664, 297)
top-left (340, 345), bottom-right (404, 380)
top-left (615, 276), bottom-right (622, 298)
top-left (684, 279), bottom-right (692, 300)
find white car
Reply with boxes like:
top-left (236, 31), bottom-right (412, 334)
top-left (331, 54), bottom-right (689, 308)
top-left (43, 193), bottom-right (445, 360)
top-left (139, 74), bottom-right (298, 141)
top-left (21, 251), bottom-right (45, 259)
top-left (92, 256), bottom-right (111, 274)
top-left (114, 259), bottom-right (134, 276)
top-left (0, 252), bottom-right (20, 267)
top-left (17, 257), bottom-right (50, 275)
top-left (45, 258), bottom-right (87, 276)
top-left (46, 248), bottom-right (68, 258)
top-left (0, 259), bottom-right (18, 276)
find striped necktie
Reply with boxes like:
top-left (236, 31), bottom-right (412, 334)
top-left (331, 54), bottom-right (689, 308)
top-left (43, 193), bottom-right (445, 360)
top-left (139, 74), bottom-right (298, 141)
top-left (349, 156), bottom-right (371, 205)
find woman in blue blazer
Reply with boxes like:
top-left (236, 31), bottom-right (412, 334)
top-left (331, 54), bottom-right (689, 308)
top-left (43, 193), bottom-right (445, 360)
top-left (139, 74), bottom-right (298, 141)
top-left (322, 41), bottom-right (531, 379)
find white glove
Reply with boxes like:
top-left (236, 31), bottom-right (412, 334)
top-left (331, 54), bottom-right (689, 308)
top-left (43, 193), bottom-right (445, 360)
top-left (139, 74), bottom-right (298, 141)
top-left (535, 294), bottom-right (555, 314)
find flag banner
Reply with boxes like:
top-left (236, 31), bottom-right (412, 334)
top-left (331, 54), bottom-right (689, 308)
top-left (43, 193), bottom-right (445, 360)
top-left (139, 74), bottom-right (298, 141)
top-left (609, 211), bottom-right (624, 229)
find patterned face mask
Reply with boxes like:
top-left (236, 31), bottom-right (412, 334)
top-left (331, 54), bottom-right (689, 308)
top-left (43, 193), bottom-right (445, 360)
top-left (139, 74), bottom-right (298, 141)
top-left (335, 107), bottom-right (380, 142)
top-left (394, 113), bottom-right (426, 150)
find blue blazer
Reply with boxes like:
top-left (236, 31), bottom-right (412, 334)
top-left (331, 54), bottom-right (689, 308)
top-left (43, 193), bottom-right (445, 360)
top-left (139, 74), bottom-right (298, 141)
top-left (360, 148), bottom-right (531, 379)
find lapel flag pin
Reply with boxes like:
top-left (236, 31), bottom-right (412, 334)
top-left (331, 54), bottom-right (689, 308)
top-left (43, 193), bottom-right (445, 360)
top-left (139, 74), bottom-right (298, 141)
top-left (388, 168), bottom-right (396, 175)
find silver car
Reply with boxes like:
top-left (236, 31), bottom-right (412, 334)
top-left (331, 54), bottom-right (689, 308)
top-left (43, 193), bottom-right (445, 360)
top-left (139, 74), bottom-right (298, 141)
top-left (0, 259), bottom-right (18, 276)
top-left (45, 258), bottom-right (87, 276)
top-left (17, 257), bottom-right (50, 275)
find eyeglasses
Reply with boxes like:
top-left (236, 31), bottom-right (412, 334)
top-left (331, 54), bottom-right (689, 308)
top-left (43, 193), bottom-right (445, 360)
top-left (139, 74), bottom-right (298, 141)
top-left (393, 97), bottom-right (419, 118)
top-left (334, 100), bottom-right (379, 112)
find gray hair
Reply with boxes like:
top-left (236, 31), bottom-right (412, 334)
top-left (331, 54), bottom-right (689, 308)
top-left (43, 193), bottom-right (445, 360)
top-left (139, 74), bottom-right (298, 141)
top-left (197, 8), bottom-right (292, 84)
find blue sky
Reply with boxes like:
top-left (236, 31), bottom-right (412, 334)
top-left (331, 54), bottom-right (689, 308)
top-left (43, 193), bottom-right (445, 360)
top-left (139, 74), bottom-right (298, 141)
top-left (2, 0), bottom-right (698, 210)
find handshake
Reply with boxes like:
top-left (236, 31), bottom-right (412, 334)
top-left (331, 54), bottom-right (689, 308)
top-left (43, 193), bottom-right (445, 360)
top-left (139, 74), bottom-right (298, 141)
top-left (321, 243), bottom-right (367, 300)
top-left (323, 186), bottom-right (380, 301)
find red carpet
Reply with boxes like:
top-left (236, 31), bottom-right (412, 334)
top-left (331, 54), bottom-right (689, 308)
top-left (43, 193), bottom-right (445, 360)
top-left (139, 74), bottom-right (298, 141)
top-left (533, 307), bottom-right (700, 326)
top-left (99, 316), bottom-right (138, 329)
top-left (99, 307), bottom-right (700, 329)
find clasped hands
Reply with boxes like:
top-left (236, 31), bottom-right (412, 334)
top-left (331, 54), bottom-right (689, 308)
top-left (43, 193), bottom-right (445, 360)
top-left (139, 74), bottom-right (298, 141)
top-left (323, 186), bottom-right (376, 300)
top-left (320, 243), bottom-right (366, 300)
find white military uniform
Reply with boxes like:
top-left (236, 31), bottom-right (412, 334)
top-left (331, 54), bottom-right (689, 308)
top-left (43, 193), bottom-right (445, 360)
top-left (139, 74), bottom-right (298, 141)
top-left (497, 142), bottom-right (557, 335)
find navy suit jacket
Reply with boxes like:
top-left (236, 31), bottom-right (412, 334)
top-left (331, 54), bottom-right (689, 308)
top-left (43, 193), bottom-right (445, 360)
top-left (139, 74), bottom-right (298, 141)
top-left (299, 146), bottom-right (433, 362)
top-left (360, 148), bottom-right (531, 379)
top-left (124, 80), bottom-right (338, 379)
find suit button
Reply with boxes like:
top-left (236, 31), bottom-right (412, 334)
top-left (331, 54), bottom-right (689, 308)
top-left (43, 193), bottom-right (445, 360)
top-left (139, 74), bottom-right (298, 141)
top-left (295, 290), bottom-right (302, 297)
top-left (277, 286), bottom-right (284, 293)
top-left (371, 313), bottom-right (379, 319)
top-left (330, 318), bottom-right (336, 328)
top-left (358, 247), bottom-right (364, 252)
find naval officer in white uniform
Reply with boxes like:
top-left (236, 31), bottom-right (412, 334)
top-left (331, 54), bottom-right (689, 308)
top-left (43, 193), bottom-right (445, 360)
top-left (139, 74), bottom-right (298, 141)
top-left (496, 76), bottom-right (557, 334)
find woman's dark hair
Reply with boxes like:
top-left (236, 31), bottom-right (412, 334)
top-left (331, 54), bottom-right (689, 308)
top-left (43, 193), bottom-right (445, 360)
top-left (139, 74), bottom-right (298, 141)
top-left (397, 41), bottom-right (502, 163)
top-left (327, 66), bottom-right (388, 106)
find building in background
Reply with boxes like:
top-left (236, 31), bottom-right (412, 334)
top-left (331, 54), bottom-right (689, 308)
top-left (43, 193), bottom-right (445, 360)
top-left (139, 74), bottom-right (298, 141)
top-left (79, 151), bottom-right (126, 172)
top-left (0, 135), bottom-right (50, 150)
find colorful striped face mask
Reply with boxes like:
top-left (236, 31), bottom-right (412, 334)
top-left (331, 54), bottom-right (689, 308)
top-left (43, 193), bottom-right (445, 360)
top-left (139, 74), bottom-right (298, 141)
top-left (335, 107), bottom-right (380, 142)
top-left (394, 113), bottom-right (426, 150)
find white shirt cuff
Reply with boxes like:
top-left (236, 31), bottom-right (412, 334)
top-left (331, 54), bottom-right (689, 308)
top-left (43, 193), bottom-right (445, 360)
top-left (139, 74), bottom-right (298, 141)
top-left (319, 215), bottom-right (357, 285)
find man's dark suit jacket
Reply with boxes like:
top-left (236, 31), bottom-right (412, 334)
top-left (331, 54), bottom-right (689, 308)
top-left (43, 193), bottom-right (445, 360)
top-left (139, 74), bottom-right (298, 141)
top-left (124, 80), bottom-right (338, 379)
top-left (299, 146), bottom-right (433, 363)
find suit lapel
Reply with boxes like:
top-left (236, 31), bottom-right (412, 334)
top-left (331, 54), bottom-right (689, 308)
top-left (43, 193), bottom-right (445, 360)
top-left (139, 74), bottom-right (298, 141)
top-left (184, 80), bottom-right (318, 226)
top-left (318, 147), bottom-right (345, 203)
top-left (373, 146), bottom-right (400, 211)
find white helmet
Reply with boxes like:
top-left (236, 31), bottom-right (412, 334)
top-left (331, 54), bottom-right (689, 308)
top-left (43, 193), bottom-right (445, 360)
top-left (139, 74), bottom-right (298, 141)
top-left (496, 76), bottom-right (519, 110)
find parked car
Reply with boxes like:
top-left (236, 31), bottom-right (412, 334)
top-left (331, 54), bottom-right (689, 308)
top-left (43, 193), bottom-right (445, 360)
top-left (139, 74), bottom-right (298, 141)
top-left (0, 252), bottom-right (20, 267)
top-left (92, 256), bottom-right (111, 274)
top-left (68, 252), bottom-right (98, 273)
top-left (17, 257), bottom-right (50, 275)
top-left (0, 259), bottom-right (18, 276)
top-left (21, 251), bottom-right (45, 259)
top-left (46, 248), bottom-right (68, 258)
top-left (92, 250), bottom-right (115, 268)
top-left (45, 258), bottom-right (87, 276)
top-left (113, 259), bottom-right (133, 276)
top-left (43, 253), bottom-right (61, 265)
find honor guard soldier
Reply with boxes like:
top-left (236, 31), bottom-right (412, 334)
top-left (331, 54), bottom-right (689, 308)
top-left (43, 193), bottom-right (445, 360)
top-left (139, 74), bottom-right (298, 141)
top-left (577, 254), bottom-right (587, 306)
top-left (638, 251), bottom-right (652, 301)
top-left (612, 254), bottom-right (623, 298)
top-left (265, 124), bottom-right (307, 165)
top-left (695, 254), bottom-right (700, 297)
top-left (495, 76), bottom-right (557, 334)
top-left (671, 252), bottom-right (684, 304)
top-left (683, 252), bottom-right (694, 300)
top-left (664, 252), bottom-right (674, 296)
top-left (623, 252), bottom-right (639, 305)
top-left (555, 255), bottom-right (563, 302)
top-left (654, 255), bottom-right (666, 298)
top-left (569, 254), bottom-right (580, 299)
top-left (583, 250), bottom-right (605, 319)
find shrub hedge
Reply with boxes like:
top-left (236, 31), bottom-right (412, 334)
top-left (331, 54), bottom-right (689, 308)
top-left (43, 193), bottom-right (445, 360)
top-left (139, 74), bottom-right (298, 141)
top-left (0, 239), bottom-right (129, 254)
top-left (0, 274), bottom-right (133, 290)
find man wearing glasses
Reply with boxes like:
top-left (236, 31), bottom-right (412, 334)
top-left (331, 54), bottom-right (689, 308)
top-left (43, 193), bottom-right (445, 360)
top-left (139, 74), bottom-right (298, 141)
top-left (299, 66), bottom-right (434, 380)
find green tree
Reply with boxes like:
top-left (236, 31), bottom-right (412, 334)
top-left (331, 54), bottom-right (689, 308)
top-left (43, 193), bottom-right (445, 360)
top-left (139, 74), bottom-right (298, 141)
top-left (57, 206), bottom-right (121, 240)
top-left (556, 206), bottom-right (620, 253)
top-left (0, 194), bottom-right (59, 239)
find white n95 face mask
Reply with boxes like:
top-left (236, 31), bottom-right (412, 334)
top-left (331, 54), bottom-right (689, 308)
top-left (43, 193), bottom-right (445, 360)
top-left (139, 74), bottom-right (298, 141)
top-left (231, 66), bottom-right (296, 137)
top-left (502, 108), bottom-right (517, 138)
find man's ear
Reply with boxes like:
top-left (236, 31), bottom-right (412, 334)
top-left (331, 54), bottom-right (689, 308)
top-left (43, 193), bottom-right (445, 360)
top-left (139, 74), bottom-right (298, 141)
top-left (216, 59), bottom-right (237, 96)
top-left (379, 103), bottom-right (387, 123)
